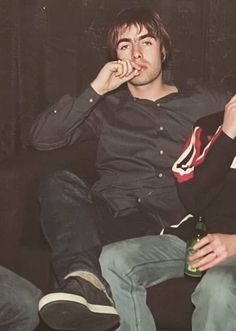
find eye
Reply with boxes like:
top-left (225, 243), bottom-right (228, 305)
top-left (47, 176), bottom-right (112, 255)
top-left (118, 43), bottom-right (129, 51)
top-left (142, 40), bottom-right (153, 46)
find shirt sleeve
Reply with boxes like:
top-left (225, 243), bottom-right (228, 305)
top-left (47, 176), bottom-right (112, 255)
top-left (30, 86), bottom-right (103, 150)
top-left (172, 123), bottom-right (236, 215)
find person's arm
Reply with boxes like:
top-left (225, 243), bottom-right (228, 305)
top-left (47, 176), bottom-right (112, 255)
top-left (172, 95), bottom-right (236, 215)
top-left (30, 60), bottom-right (141, 151)
top-left (30, 87), bottom-right (102, 150)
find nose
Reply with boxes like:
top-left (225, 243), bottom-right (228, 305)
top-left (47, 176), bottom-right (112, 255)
top-left (132, 43), bottom-right (142, 60)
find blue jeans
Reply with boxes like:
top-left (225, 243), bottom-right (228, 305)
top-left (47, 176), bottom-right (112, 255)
top-left (100, 235), bottom-right (236, 331)
top-left (0, 266), bottom-right (42, 331)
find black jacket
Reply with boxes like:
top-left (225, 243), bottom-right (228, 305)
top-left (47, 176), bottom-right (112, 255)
top-left (165, 111), bottom-right (236, 241)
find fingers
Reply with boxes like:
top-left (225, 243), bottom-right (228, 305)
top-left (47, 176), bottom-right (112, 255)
top-left (193, 235), bottom-right (211, 250)
top-left (222, 94), bottom-right (236, 137)
top-left (92, 59), bottom-right (141, 95)
top-left (192, 234), bottom-right (223, 255)
top-left (190, 243), bottom-right (213, 261)
top-left (113, 59), bottom-right (141, 79)
top-left (224, 95), bottom-right (236, 116)
top-left (189, 233), bottom-right (229, 271)
top-left (194, 254), bottom-right (224, 271)
top-left (191, 243), bottom-right (227, 271)
top-left (225, 93), bottom-right (236, 107)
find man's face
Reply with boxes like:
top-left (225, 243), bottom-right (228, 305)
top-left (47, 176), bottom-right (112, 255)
top-left (116, 24), bottom-right (164, 86)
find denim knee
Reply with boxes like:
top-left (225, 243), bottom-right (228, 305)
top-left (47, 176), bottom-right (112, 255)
top-left (101, 241), bottom-right (138, 277)
top-left (0, 267), bottom-right (42, 330)
top-left (101, 243), bottom-right (128, 274)
top-left (40, 170), bottom-right (76, 195)
top-left (39, 170), bottom-right (91, 205)
top-left (8, 293), bottom-right (40, 329)
top-left (193, 265), bottom-right (235, 304)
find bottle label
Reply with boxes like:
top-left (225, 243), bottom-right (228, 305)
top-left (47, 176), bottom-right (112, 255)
top-left (184, 242), bottom-right (202, 277)
top-left (184, 215), bottom-right (207, 278)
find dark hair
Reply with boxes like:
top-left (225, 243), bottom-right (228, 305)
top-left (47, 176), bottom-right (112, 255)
top-left (107, 7), bottom-right (172, 68)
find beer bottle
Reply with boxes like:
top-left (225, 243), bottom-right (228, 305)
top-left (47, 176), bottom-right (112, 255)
top-left (184, 215), bottom-right (206, 278)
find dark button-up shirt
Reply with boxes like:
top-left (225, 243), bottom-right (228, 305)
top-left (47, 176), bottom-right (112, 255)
top-left (31, 82), bottom-right (232, 228)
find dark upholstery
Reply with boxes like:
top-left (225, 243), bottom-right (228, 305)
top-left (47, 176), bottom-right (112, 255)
top-left (0, 139), bottom-right (197, 331)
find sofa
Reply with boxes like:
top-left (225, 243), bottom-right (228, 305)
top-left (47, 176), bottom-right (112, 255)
top-left (0, 138), bottom-right (198, 331)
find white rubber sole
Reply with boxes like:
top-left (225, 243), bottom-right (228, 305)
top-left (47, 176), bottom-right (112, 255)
top-left (38, 292), bottom-right (118, 315)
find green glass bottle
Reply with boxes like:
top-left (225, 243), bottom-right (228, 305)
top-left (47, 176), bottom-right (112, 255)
top-left (184, 216), bottom-right (207, 278)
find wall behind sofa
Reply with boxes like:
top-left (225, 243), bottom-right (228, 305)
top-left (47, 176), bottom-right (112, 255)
top-left (0, 0), bottom-right (236, 161)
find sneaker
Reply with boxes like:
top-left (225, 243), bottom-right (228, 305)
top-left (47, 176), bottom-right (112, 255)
top-left (38, 276), bottom-right (119, 331)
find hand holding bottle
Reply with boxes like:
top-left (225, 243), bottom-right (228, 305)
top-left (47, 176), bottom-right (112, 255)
top-left (189, 233), bottom-right (236, 271)
top-left (184, 216), bottom-right (206, 277)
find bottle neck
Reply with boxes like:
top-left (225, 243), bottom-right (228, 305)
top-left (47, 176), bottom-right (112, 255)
top-left (195, 216), bottom-right (206, 232)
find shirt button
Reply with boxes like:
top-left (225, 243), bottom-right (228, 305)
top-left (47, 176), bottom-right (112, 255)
top-left (159, 126), bottom-right (164, 131)
top-left (159, 150), bottom-right (164, 155)
top-left (156, 103), bottom-right (161, 107)
top-left (158, 173), bottom-right (163, 178)
top-left (53, 109), bottom-right (57, 114)
top-left (89, 98), bottom-right (94, 103)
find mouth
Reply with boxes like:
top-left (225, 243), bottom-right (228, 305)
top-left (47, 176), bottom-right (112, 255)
top-left (133, 60), bottom-right (148, 67)
top-left (137, 63), bottom-right (148, 71)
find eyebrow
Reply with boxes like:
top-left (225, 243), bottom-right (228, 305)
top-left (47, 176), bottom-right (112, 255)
top-left (117, 33), bottom-right (154, 47)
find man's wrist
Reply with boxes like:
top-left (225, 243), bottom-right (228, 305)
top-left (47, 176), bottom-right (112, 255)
top-left (90, 81), bottom-right (106, 96)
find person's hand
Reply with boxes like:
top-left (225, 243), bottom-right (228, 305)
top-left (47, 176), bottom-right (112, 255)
top-left (189, 233), bottom-right (236, 271)
top-left (222, 94), bottom-right (236, 139)
top-left (91, 60), bottom-right (141, 95)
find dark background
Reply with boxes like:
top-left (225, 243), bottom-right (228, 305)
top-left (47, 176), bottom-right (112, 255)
top-left (0, 0), bottom-right (236, 161)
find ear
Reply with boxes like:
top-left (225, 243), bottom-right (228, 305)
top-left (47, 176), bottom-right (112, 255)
top-left (161, 48), bottom-right (166, 62)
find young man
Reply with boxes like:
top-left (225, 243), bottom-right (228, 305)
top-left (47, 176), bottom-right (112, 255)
top-left (100, 95), bottom-right (236, 331)
top-left (0, 265), bottom-right (42, 331)
top-left (31, 6), bottom-right (232, 331)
